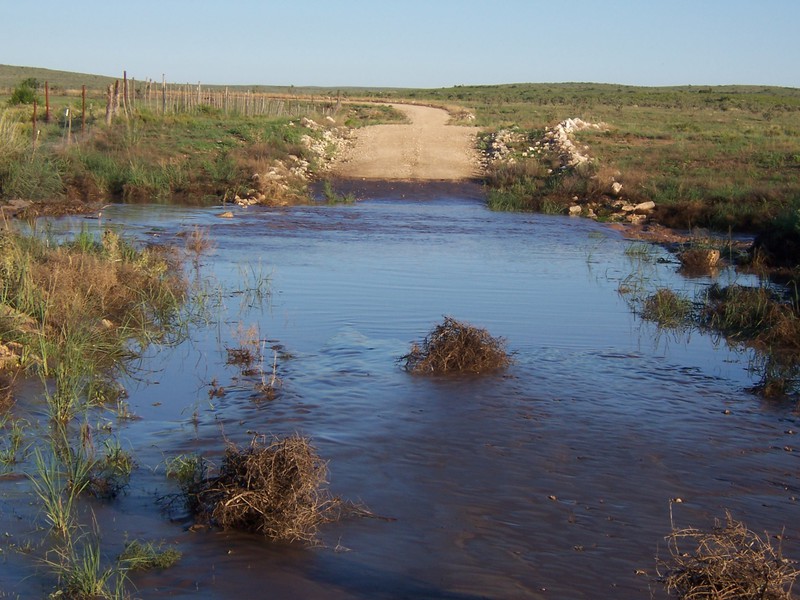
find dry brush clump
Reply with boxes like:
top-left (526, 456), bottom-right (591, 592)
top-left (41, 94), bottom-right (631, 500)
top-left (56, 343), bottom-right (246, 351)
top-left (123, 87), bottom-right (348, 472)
top-left (658, 512), bottom-right (799, 600)
top-left (402, 317), bottom-right (511, 375)
top-left (181, 435), bottom-right (342, 543)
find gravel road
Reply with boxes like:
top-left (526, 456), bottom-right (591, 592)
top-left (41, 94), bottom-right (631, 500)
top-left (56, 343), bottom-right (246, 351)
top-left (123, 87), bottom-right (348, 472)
top-left (332, 103), bottom-right (480, 180)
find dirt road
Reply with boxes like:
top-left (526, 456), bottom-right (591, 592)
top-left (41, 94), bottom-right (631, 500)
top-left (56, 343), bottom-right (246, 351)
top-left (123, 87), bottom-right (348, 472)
top-left (332, 104), bottom-right (481, 181)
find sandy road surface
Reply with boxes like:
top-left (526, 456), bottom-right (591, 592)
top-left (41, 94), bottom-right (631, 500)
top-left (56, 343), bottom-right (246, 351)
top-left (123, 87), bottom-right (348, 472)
top-left (332, 104), bottom-right (481, 180)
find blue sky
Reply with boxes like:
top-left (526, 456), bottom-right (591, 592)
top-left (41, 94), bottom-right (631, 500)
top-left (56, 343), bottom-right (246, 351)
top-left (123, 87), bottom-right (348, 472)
top-left (3, 0), bottom-right (799, 88)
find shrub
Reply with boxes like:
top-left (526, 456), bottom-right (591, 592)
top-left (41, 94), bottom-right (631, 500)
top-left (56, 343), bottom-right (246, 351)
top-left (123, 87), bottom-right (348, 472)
top-left (402, 316), bottom-right (511, 374)
top-left (7, 78), bottom-right (40, 106)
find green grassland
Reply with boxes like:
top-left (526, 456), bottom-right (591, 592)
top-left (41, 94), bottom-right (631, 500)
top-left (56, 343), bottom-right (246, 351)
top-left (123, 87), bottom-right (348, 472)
top-left (406, 83), bottom-right (800, 232)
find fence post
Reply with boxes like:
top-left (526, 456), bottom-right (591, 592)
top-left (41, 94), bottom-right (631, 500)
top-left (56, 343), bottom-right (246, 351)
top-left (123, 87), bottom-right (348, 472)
top-left (161, 74), bottom-right (166, 114)
top-left (32, 99), bottom-right (38, 147)
top-left (105, 84), bottom-right (113, 125)
top-left (66, 108), bottom-right (72, 144)
top-left (81, 85), bottom-right (86, 134)
top-left (45, 81), bottom-right (51, 123)
top-left (123, 70), bottom-right (129, 117)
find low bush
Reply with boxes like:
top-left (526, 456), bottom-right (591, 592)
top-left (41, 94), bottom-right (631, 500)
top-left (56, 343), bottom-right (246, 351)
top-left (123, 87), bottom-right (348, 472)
top-left (402, 316), bottom-right (511, 374)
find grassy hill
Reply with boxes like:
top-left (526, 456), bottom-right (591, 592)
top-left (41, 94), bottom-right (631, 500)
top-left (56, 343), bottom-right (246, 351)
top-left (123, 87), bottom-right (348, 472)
top-left (0, 64), bottom-right (119, 91)
top-left (0, 64), bottom-right (404, 97)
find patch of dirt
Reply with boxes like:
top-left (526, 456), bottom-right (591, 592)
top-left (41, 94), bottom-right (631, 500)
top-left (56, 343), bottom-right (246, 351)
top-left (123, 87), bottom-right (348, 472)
top-left (332, 104), bottom-right (481, 181)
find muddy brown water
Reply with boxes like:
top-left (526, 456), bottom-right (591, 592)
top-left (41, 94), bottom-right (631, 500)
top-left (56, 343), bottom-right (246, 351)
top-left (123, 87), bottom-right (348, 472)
top-left (2, 182), bottom-right (798, 599)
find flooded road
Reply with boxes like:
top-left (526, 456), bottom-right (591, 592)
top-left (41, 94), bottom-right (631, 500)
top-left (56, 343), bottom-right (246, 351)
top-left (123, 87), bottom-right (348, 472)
top-left (3, 183), bottom-right (799, 599)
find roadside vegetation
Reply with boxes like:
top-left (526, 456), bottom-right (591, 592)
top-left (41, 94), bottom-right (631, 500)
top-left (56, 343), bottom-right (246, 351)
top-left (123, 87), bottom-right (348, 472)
top-left (0, 73), bottom-right (404, 214)
top-left (406, 83), bottom-right (800, 269)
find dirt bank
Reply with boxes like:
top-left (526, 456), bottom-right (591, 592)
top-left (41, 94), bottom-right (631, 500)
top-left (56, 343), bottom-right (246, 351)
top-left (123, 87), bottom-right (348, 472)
top-left (332, 104), bottom-right (481, 181)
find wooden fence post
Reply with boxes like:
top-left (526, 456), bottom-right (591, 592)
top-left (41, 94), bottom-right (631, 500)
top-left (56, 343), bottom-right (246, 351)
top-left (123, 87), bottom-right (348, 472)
top-left (81, 85), bottom-right (86, 134)
top-left (113, 80), bottom-right (120, 119)
top-left (105, 84), bottom-right (113, 125)
top-left (161, 74), bottom-right (167, 114)
top-left (123, 70), bottom-right (129, 117)
top-left (66, 108), bottom-right (72, 144)
top-left (45, 81), bottom-right (51, 123)
top-left (32, 100), bottom-right (38, 147)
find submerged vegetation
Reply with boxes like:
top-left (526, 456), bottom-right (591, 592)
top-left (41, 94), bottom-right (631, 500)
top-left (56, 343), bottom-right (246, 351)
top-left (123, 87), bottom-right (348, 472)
top-left (634, 281), bottom-right (800, 397)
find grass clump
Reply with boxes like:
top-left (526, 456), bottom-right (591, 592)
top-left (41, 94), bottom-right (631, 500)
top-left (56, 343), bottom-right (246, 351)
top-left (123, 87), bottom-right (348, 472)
top-left (119, 540), bottom-right (181, 571)
top-left (658, 512), bottom-right (799, 600)
top-left (402, 316), bottom-right (511, 375)
top-left (320, 179), bottom-right (356, 204)
top-left (700, 284), bottom-right (800, 397)
top-left (700, 284), bottom-right (800, 353)
top-left (173, 435), bottom-right (339, 543)
top-left (45, 535), bottom-right (129, 600)
top-left (640, 289), bottom-right (694, 329)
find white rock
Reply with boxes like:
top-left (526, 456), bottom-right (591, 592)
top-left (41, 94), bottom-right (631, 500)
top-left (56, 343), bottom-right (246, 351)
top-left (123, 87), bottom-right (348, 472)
top-left (611, 182), bottom-right (623, 196)
top-left (634, 201), bottom-right (656, 212)
top-left (569, 205), bottom-right (582, 216)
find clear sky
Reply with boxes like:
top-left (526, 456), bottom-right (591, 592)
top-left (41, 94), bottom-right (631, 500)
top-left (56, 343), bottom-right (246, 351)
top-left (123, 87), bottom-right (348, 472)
top-left (3, 0), bottom-right (799, 88)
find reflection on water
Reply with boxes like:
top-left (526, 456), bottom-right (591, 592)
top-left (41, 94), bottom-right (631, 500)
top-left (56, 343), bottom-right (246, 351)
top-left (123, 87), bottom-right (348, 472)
top-left (4, 184), bottom-right (799, 599)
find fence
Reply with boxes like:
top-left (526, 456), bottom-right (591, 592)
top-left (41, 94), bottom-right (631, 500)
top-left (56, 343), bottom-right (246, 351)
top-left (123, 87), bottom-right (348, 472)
top-left (23, 72), bottom-right (343, 147)
top-left (102, 72), bottom-right (341, 120)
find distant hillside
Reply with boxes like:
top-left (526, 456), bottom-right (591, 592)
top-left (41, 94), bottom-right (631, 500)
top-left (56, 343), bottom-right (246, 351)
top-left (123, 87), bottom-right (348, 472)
top-left (3, 64), bottom-right (797, 103)
top-left (0, 64), bottom-right (119, 91)
top-left (0, 64), bottom-right (404, 96)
